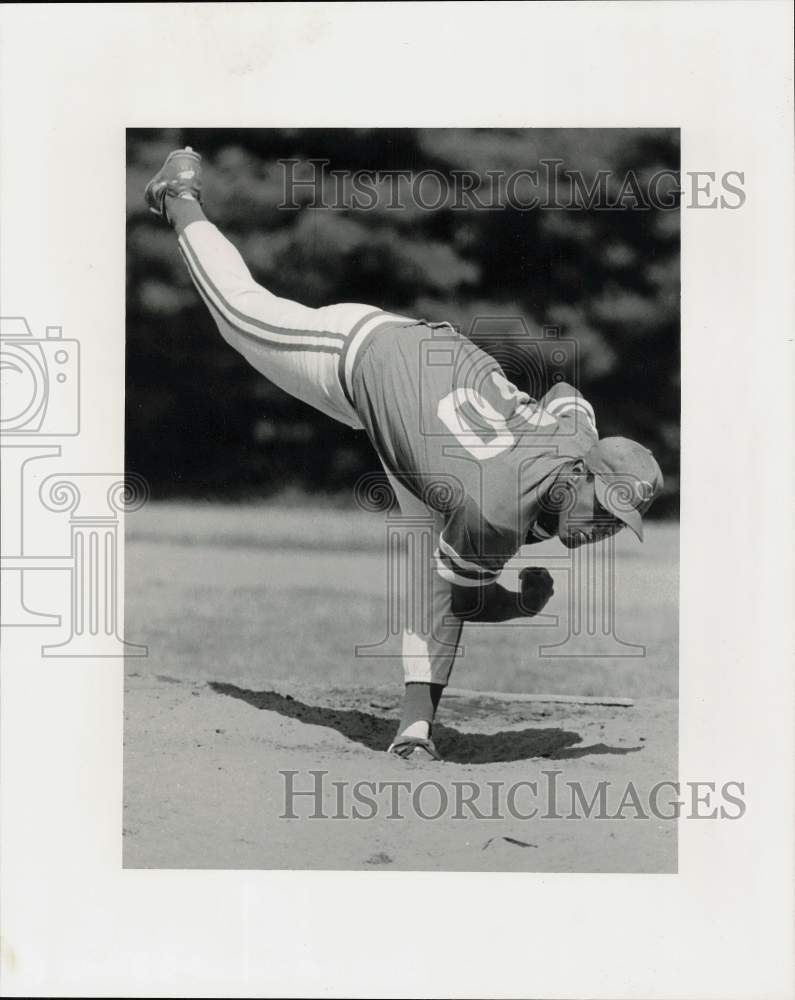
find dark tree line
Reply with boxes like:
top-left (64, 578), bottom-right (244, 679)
top-left (126, 128), bottom-right (679, 515)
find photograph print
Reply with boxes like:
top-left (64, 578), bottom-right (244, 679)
top-left (124, 127), bottom-right (680, 872)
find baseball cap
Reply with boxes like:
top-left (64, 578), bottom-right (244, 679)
top-left (583, 437), bottom-right (664, 541)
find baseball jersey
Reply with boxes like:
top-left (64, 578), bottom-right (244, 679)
top-left (350, 322), bottom-right (599, 588)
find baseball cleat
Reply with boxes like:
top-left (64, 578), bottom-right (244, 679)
top-left (387, 735), bottom-right (442, 761)
top-left (144, 146), bottom-right (203, 219)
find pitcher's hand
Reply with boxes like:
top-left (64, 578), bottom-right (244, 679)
top-left (519, 567), bottom-right (554, 616)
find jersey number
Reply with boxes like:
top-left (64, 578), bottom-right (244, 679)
top-left (437, 372), bottom-right (557, 459)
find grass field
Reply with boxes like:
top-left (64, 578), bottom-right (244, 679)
top-left (126, 501), bottom-right (678, 699)
top-left (123, 501), bottom-right (678, 871)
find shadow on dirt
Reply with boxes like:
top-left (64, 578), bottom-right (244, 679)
top-left (209, 682), bottom-right (641, 764)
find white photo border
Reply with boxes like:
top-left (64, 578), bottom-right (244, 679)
top-left (1, 3), bottom-right (793, 998)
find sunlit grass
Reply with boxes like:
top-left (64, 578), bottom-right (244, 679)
top-left (127, 502), bottom-right (678, 699)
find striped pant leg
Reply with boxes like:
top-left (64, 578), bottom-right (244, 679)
top-left (176, 220), bottom-right (367, 428)
top-left (386, 473), bottom-right (463, 687)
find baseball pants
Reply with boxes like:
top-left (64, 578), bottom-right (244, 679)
top-left (177, 220), bottom-right (462, 685)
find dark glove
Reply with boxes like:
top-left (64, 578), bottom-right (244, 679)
top-left (518, 567), bottom-right (555, 616)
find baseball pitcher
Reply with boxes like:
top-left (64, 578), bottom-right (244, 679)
top-left (144, 147), bottom-right (663, 761)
